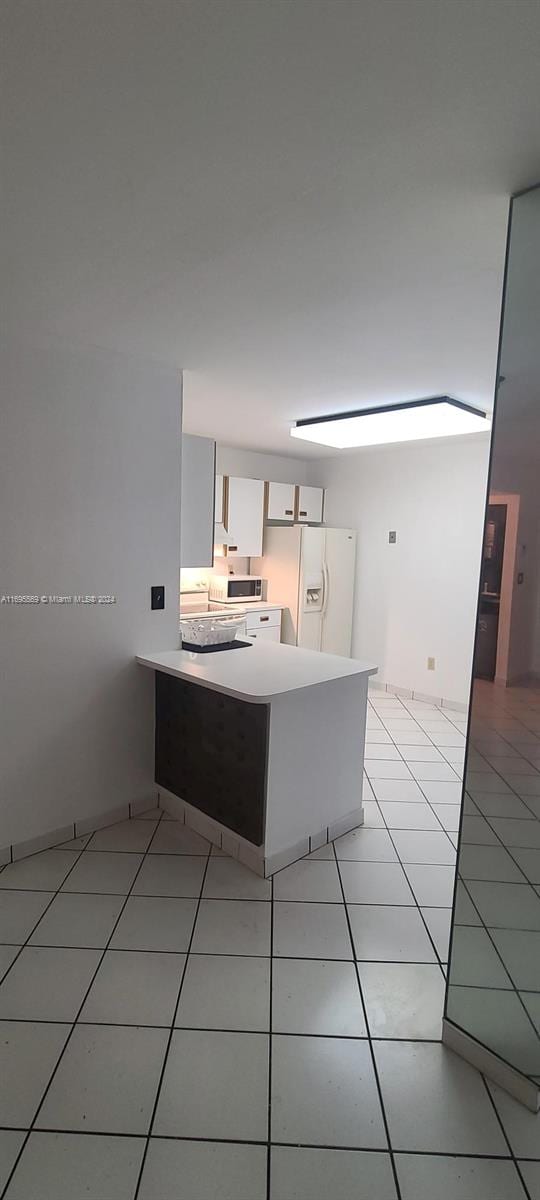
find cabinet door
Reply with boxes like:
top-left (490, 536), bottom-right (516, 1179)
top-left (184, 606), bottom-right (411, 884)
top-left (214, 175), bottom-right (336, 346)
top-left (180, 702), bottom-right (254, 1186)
top-left (245, 609), bottom-right (281, 633)
top-left (266, 481), bottom-right (296, 521)
top-left (226, 477), bottom-right (265, 557)
top-left (180, 434), bottom-right (216, 567)
top-left (297, 485), bottom-right (324, 523)
top-left (215, 474), bottom-right (224, 524)
top-left (245, 624), bottom-right (281, 643)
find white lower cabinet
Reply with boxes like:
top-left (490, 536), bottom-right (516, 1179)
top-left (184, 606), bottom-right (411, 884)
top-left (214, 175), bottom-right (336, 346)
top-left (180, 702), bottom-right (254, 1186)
top-left (245, 608), bottom-right (282, 643)
top-left (245, 624), bottom-right (281, 643)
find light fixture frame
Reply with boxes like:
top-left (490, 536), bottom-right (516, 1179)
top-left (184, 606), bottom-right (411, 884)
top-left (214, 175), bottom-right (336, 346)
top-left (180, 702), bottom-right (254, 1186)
top-left (293, 394), bottom-right (488, 440)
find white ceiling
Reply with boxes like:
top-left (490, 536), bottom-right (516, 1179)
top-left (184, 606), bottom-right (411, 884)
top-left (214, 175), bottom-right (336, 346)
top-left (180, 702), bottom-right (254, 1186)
top-left (2, 0), bottom-right (540, 456)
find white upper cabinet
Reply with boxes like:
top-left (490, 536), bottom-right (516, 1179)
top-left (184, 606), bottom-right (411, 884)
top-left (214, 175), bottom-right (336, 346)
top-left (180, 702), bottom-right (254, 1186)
top-left (214, 474), bottom-right (224, 524)
top-left (180, 434), bottom-right (216, 567)
top-left (297, 485), bottom-right (324, 523)
top-left (266, 481), bottom-right (296, 521)
top-left (226, 476), bottom-right (265, 557)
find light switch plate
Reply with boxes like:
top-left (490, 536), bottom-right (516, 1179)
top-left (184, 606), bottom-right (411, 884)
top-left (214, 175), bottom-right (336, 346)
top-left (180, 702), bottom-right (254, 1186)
top-left (388, 531), bottom-right (397, 544)
top-left (151, 585), bottom-right (165, 610)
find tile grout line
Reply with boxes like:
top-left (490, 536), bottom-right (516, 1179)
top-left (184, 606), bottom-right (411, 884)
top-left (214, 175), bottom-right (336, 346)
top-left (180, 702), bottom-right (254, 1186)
top-left (471, 810), bottom-right (540, 891)
top-left (2, 694), bottom-right (540, 1185)
top-left (132, 838), bottom-right (213, 1200)
top-left (0, 1019), bottom-right (462, 1039)
top-left (447, 1009), bottom-right (540, 1088)
top-left (0, 833), bottom-right (538, 1178)
top-left (0, 813), bottom-right (166, 1200)
top-left (451, 877), bottom-right (540, 1050)
top-left (370, 705), bottom-right (463, 837)
top-left (481, 1076), bottom-right (534, 1200)
top-left (370, 697), bottom-right (540, 990)
top-left (0, 951), bottom-right (458, 972)
top-left (7, 875), bottom-right (537, 898)
top-left (0, 844), bottom-right (90, 993)
top-left (412, 689), bottom-right (540, 1125)
top-left (331, 840), bottom-right (403, 1200)
top-left (374, 825), bottom-right (448, 975)
top-left (420, 683), bottom-right (540, 1043)
top-left (362, 686), bottom-right (530, 1180)
top-left (0, 1123), bottom-right (535, 1159)
top-left (366, 700), bottom-right (456, 970)
top-left (465, 706), bottom-right (540, 812)
top-left (266, 873), bottom-right (274, 1200)
top-left (367, 736), bottom-right (463, 828)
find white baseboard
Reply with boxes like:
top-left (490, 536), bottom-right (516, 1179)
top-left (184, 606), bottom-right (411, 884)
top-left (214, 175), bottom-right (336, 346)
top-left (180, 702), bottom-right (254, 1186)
top-left (442, 1018), bottom-right (540, 1113)
top-left (369, 678), bottom-right (468, 713)
top-left (158, 785), bottom-right (364, 878)
top-left (0, 794), bottom-right (158, 867)
top-left (499, 670), bottom-right (540, 688)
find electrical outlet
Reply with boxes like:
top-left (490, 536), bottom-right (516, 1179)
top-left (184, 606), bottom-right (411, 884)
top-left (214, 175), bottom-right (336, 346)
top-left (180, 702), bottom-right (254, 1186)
top-left (427, 656), bottom-right (435, 671)
top-left (388, 530), bottom-right (397, 544)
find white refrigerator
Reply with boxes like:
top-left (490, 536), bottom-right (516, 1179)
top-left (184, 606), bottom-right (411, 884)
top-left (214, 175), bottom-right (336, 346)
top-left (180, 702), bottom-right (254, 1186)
top-left (253, 526), bottom-right (357, 656)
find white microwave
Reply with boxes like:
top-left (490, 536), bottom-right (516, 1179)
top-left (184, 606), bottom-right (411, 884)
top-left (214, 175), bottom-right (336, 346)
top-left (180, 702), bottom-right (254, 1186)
top-left (209, 574), bottom-right (264, 603)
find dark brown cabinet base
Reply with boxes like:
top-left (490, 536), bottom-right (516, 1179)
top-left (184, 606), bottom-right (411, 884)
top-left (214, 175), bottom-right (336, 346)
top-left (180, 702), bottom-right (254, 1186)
top-left (155, 672), bottom-right (269, 847)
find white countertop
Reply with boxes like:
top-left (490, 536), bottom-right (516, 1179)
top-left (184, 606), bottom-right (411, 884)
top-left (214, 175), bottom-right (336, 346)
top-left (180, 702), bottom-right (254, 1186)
top-left (136, 640), bottom-right (378, 703)
top-left (179, 601), bottom-right (283, 620)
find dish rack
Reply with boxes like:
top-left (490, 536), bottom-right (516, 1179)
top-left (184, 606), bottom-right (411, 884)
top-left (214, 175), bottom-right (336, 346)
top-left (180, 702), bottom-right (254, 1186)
top-left (179, 616), bottom-right (245, 649)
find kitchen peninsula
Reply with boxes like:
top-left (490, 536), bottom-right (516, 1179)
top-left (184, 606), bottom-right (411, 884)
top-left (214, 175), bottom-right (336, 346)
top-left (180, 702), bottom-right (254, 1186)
top-left (137, 641), bottom-right (377, 876)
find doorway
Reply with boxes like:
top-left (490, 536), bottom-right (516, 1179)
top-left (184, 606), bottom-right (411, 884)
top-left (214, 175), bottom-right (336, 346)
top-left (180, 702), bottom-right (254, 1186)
top-left (474, 492), bottom-right (520, 685)
top-left (475, 503), bottom-right (507, 679)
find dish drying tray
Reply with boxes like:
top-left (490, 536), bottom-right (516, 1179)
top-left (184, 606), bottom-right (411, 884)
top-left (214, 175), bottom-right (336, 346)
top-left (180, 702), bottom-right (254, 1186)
top-left (181, 639), bottom-right (253, 654)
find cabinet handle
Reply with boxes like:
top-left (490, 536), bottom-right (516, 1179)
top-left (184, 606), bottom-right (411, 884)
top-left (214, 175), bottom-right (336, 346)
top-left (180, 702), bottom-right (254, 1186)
top-left (228, 545), bottom-right (238, 552)
top-left (299, 510), bottom-right (307, 516)
top-left (285, 509), bottom-right (293, 515)
top-left (260, 616), bottom-right (269, 622)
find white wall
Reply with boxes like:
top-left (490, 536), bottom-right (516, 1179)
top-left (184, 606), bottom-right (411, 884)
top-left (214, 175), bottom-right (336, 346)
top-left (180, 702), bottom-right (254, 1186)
top-left (216, 444), bottom-right (313, 485)
top-left (0, 340), bottom-right (182, 847)
top-left (310, 437), bottom-right (490, 705)
top-left (533, 521), bottom-right (540, 679)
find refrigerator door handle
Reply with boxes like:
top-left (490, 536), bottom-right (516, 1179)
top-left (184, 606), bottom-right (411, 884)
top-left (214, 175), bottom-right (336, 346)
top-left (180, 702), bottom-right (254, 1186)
top-left (321, 561), bottom-right (330, 618)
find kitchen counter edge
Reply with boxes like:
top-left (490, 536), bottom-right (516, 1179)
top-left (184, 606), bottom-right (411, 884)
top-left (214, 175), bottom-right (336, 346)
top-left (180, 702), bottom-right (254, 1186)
top-left (136, 642), bottom-right (378, 704)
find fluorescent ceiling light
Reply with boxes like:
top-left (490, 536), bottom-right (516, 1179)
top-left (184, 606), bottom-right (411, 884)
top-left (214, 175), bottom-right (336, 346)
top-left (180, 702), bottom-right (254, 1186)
top-left (290, 396), bottom-right (490, 449)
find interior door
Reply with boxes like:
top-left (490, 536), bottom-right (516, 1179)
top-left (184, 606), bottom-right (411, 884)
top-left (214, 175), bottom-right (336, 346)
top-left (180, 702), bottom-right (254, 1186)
top-left (321, 528), bottom-right (357, 656)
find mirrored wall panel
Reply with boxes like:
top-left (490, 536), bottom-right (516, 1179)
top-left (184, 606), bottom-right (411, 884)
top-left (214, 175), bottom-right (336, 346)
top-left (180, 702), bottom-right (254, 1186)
top-left (444, 184), bottom-right (540, 1106)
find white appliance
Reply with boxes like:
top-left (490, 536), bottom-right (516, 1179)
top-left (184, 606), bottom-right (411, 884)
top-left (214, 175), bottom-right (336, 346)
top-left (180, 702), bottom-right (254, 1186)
top-left (209, 574), bottom-right (264, 603)
top-left (253, 526), bottom-right (356, 656)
